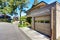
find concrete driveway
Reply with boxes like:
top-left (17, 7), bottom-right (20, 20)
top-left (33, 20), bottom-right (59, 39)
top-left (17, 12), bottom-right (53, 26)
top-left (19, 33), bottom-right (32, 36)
top-left (0, 22), bottom-right (31, 40)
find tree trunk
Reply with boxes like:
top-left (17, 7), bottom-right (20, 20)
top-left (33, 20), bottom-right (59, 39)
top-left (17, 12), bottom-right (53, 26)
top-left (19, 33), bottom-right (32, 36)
top-left (20, 9), bottom-right (22, 24)
top-left (4, 14), bottom-right (7, 22)
top-left (4, 14), bottom-right (6, 19)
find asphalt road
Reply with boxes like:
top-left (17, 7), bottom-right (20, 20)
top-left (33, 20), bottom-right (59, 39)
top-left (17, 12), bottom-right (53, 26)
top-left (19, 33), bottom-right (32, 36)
top-left (0, 22), bottom-right (31, 40)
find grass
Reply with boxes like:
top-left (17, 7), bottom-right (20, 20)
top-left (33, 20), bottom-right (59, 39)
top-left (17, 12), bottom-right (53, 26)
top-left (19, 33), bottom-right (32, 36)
top-left (18, 21), bottom-right (31, 28)
top-left (18, 24), bottom-right (27, 28)
top-left (0, 19), bottom-right (12, 23)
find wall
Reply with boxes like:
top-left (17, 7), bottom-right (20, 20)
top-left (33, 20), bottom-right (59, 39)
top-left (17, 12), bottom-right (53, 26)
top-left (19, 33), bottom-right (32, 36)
top-left (56, 3), bottom-right (60, 40)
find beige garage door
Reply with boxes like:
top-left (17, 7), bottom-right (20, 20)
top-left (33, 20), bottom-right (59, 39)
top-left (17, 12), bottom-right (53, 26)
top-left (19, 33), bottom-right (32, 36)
top-left (35, 16), bottom-right (51, 36)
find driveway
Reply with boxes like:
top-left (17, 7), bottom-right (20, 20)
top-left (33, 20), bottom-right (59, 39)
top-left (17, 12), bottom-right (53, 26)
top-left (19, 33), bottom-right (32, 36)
top-left (0, 22), bottom-right (31, 40)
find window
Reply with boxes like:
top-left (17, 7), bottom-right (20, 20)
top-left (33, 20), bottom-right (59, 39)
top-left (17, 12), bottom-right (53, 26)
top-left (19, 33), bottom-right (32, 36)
top-left (45, 20), bottom-right (50, 23)
top-left (38, 20), bottom-right (40, 23)
top-left (40, 20), bottom-right (44, 23)
top-left (35, 20), bottom-right (38, 22)
top-left (35, 20), bottom-right (37, 22)
top-left (35, 20), bottom-right (50, 23)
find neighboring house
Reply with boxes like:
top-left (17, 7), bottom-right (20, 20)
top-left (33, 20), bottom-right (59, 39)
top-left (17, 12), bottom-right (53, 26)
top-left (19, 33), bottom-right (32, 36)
top-left (0, 14), bottom-right (12, 22)
top-left (26, 1), bottom-right (60, 40)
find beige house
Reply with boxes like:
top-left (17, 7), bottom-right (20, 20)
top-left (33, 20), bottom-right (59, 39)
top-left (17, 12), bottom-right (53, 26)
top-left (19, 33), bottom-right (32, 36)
top-left (26, 1), bottom-right (60, 40)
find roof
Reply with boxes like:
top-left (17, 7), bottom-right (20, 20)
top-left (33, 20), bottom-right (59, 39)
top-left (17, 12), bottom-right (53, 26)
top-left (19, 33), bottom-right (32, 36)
top-left (27, 1), bottom-right (48, 12)
top-left (26, 1), bottom-right (60, 17)
top-left (27, 1), bottom-right (60, 13)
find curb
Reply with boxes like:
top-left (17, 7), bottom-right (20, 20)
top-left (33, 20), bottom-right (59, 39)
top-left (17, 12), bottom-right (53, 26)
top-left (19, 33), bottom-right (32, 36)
top-left (18, 28), bottom-right (32, 40)
top-left (18, 27), bottom-right (50, 40)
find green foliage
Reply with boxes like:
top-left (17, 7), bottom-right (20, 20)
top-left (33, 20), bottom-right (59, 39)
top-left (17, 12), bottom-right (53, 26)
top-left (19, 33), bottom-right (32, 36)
top-left (18, 22), bottom-right (29, 27)
top-left (0, 0), bottom-right (29, 15)
top-left (0, 19), bottom-right (7, 22)
top-left (1, 6), bottom-right (12, 14)
top-left (18, 16), bottom-right (29, 27)
top-left (34, 0), bottom-right (38, 5)
top-left (0, 0), bottom-right (29, 23)
top-left (20, 16), bottom-right (26, 21)
top-left (0, 0), bottom-right (7, 2)
top-left (0, 18), bottom-right (10, 22)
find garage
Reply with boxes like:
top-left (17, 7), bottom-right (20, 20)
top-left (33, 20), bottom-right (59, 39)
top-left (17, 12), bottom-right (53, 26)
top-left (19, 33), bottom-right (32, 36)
top-left (34, 15), bottom-right (51, 37)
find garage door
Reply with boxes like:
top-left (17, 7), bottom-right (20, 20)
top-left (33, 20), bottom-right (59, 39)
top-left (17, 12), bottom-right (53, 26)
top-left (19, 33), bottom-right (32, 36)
top-left (35, 16), bottom-right (51, 36)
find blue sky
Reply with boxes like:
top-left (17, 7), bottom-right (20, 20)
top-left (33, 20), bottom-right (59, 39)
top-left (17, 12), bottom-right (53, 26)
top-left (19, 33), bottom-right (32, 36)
top-left (58, 0), bottom-right (60, 2)
top-left (17, 0), bottom-right (58, 16)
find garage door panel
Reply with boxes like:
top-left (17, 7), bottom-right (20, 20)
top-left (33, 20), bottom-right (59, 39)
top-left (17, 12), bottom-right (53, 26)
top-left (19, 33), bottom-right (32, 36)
top-left (35, 16), bottom-right (51, 36)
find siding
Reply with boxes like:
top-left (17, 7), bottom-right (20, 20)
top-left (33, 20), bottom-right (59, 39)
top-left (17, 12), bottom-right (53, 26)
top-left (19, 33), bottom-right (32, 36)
top-left (35, 16), bottom-right (51, 36)
top-left (56, 3), bottom-right (60, 40)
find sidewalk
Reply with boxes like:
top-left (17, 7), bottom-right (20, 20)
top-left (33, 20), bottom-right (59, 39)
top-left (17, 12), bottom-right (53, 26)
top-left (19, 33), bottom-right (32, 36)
top-left (20, 27), bottom-right (50, 40)
top-left (13, 21), bottom-right (19, 26)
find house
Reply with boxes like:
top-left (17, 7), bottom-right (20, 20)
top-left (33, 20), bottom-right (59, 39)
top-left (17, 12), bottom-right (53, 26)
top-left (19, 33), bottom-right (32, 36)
top-left (26, 1), bottom-right (60, 40)
top-left (0, 14), bottom-right (12, 22)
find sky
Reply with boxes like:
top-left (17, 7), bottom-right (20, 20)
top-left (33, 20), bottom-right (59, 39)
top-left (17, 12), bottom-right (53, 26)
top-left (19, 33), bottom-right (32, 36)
top-left (16, 0), bottom-right (59, 17)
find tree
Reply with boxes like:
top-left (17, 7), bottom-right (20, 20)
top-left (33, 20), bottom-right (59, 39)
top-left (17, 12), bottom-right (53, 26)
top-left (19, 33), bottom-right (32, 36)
top-left (2, 6), bottom-right (12, 19)
top-left (11, 0), bottom-right (29, 24)
top-left (8, 0), bottom-right (29, 24)
top-left (0, 0), bottom-right (29, 23)
top-left (33, 0), bottom-right (38, 5)
top-left (19, 0), bottom-right (29, 24)
top-left (0, 0), bottom-right (7, 19)
top-left (0, 0), bottom-right (12, 19)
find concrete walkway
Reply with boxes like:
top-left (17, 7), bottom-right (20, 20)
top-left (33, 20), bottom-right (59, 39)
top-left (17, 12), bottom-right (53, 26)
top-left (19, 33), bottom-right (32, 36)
top-left (20, 27), bottom-right (50, 40)
top-left (0, 22), bottom-right (31, 40)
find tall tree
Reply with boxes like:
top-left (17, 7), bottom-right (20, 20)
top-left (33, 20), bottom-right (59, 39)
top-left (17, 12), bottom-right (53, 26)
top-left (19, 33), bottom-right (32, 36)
top-left (0, 0), bottom-right (29, 24)
top-left (9, 0), bottom-right (29, 24)
top-left (0, 0), bottom-right (7, 19)
top-left (8, 0), bottom-right (29, 23)
top-left (18, 0), bottom-right (29, 24)
top-left (33, 0), bottom-right (38, 5)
